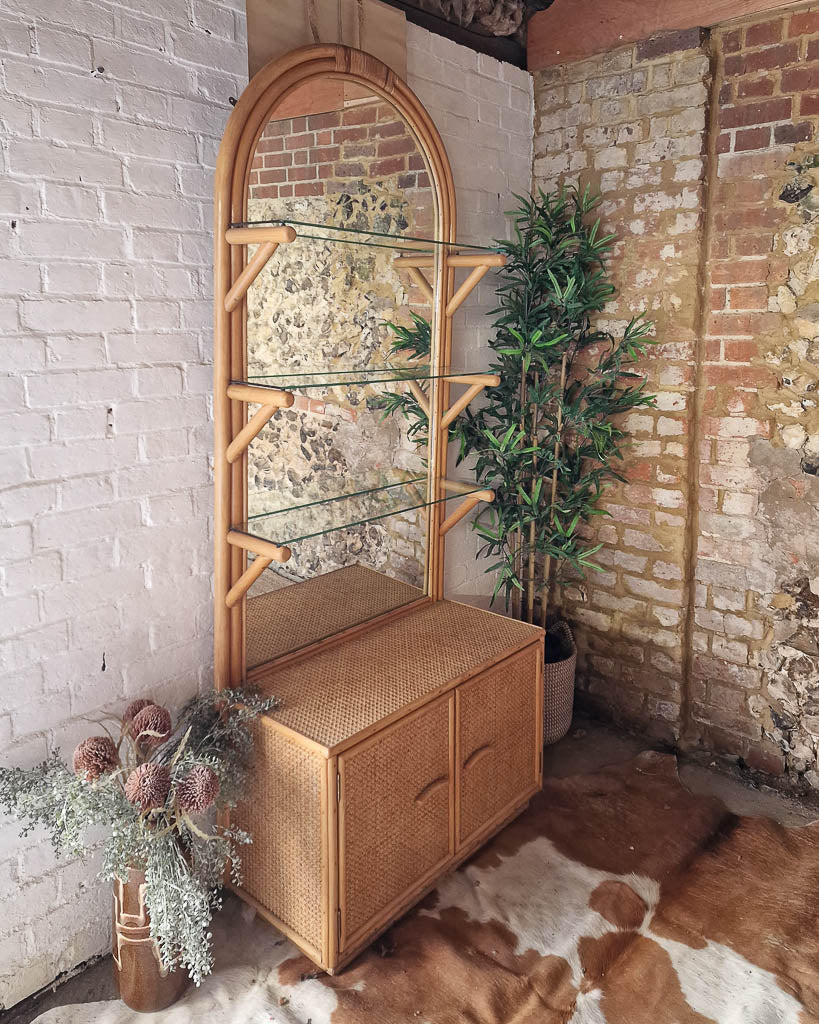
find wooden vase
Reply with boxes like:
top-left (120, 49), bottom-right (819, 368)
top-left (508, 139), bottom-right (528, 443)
top-left (112, 869), bottom-right (189, 1013)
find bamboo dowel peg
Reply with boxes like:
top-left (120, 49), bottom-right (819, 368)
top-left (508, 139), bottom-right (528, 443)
top-left (394, 252), bottom-right (506, 269)
top-left (406, 266), bottom-right (434, 305)
top-left (441, 381), bottom-right (487, 430)
top-left (227, 529), bottom-right (291, 564)
top-left (446, 264), bottom-right (490, 317)
top-left (226, 403), bottom-right (280, 464)
top-left (439, 489), bottom-right (494, 536)
top-left (394, 254), bottom-right (435, 269)
top-left (405, 377), bottom-right (430, 416)
top-left (226, 383), bottom-right (295, 407)
top-left (449, 373), bottom-right (500, 386)
top-left (447, 253), bottom-right (505, 268)
top-left (225, 225), bottom-right (297, 246)
top-left (224, 240), bottom-right (279, 312)
top-left (442, 478), bottom-right (483, 495)
top-left (226, 555), bottom-right (273, 608)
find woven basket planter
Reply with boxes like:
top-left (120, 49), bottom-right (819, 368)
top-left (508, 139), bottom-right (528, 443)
top-left (543, 620), bottom-right (576, 745)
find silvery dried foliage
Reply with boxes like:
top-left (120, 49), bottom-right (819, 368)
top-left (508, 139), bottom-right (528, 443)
top-left (0, 688), bottom-right (280, 985)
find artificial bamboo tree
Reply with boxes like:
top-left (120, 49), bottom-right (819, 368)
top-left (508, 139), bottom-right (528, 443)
top-left (454, 186), bottom-right (656, 632)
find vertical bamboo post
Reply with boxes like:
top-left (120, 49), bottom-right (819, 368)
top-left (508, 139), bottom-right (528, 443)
top-left (540, 351), bottom-right (568, 630)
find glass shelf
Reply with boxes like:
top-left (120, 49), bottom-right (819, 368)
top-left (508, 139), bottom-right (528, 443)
top-left (230, 216), bottom-right (502, 254)
top-left (234, 365), bottom-right (499, 392)
top-left (235, 476), bottom-right (485, 547)
top-left (247, 468), bottom-right (426, 519)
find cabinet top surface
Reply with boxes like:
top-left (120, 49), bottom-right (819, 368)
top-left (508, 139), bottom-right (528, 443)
top-left (253, 600), bottom-right (543, 753)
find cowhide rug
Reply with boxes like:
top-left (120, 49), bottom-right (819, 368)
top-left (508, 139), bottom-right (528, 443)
top-left (35, 752), bottom-right (819, 1024)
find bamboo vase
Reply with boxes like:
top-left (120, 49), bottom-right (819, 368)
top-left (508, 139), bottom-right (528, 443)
top-left (112, 869), bottom-right (189, 1013)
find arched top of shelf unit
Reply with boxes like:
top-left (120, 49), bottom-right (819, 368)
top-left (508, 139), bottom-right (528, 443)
top-left (213, 43), bottom-right (456, 253)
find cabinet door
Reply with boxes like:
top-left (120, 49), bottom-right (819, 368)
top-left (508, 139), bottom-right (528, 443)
top-left (457, 644), bottom-right (541, 849)
top-left (338, 695), bottom-right (452, 952)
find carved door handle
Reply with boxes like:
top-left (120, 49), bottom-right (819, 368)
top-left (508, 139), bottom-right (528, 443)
top-left (463, 743), bottom-right (493, 771)
top-left (414, 775), bottom-right (449, 803)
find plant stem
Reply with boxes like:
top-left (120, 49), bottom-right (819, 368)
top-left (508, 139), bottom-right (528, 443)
top-left (526, 372), bottom-right (540, 624)
top-left (513, 362), bottom-right (529, 619)
top-left (540, 351), bottom-right (568, 630)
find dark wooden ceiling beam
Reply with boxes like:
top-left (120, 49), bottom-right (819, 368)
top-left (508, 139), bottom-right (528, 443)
top-left (527, 0), bottom-right (801, 70)
top-left (378, 0), bottom-right (526, 67)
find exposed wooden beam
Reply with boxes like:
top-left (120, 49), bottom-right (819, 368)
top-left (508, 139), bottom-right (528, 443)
top-left (378, 0), bottom-right (526, 67)
top-left (527, 0), bottom-right (799, 70)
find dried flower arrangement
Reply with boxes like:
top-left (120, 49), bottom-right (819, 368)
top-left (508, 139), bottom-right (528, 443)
top-left (0, 688), bottom-right (280, 985)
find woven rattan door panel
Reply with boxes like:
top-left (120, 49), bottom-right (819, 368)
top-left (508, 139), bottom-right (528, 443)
top-left (457, 644), bottom-right (540, 848)
top-left (233, 720), bottom-right (326, 958)
top-left (338, 695), bottom-right (452, 951)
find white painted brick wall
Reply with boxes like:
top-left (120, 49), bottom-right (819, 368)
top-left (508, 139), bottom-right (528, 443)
top-left (0, 11), bottom-right (531, 1008)
top-left (0, 0), bottom-right (246, 1008)
top-left (406, 26), bottom-right (534, 599)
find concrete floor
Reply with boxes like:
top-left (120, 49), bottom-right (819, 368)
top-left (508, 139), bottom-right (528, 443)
top-left (5, 715), bottom-right (817, 1023)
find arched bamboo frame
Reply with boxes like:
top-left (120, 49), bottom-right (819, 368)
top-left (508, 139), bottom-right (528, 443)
top-left (212, 45), bottom-right (459, 692)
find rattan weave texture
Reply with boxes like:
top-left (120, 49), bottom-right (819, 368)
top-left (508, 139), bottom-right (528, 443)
top-left (255, 600), bottom-right (542, 750)
top-left (340, 697), bottom-right (451, 942)
top-left (458, 645), bottom-right (539, 844)
top-left (233, 720), bottom-right (324, 950)
top-left (247, 565), bottom-right (424, 667)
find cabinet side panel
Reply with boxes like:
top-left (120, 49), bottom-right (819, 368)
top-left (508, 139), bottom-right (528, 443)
top-left (458, 643), bottom-right (540, 847)
top-left (234, 720), bottom-right (325, 953)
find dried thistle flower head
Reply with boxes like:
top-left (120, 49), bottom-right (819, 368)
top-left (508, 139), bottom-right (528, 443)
top-left (130, 704), bottom-right (172, 748)
top-left (122, 698), bottom-right (153, 725)
top-left (176, 765), bottom-right (220, 814)
top-left (72, 736), bottom-right (119, 781)
top-left (125, 762), bottom-right (171, 811)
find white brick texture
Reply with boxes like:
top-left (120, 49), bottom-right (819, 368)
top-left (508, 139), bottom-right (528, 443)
top-left (0, 11), bottom-right (531, 1009)
top-left (0, 0), bottom-right (245, 1008)
top-left (406, 25), bottom-right (534, 598)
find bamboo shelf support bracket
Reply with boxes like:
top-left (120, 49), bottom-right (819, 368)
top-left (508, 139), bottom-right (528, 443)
top-left (224, 241), bottom-right (278, 313)
top-left (446, 265), bottom-right (490, 318)
top-left (440, 381), bottom-right (488, 431)
top-left (405, 378), bottom-right (430, 417)
top-left (439, 489), bottom-right (494, 536)
top-left (227, 529), bottom-right (291, 565)
top-left (407, 266), bottom-right (434, 305)
top-left (226, 403), bottom-right (283, 464)
top-left (225, 554), bottom-right (274, 608)
top-left (223, 225), bottom-right (297, 313)
top-left (444, 254), bottom-right (505, 318)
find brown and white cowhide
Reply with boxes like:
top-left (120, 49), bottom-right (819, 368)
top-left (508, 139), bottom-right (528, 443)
top-left (35, 752), bottom-right (819, 1024)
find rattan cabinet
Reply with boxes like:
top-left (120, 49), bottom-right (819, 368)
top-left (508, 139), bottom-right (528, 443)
top-left (213, 45), bottom-right (546, 974)
top-left (234, 601), bottom-right (543, 972)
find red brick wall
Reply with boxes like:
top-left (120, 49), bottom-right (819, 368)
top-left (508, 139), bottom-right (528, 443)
top-left (249, 100), bottom-right (430, 202)
top-left (694, 9), bottom-right (819, 774)
top-left (534, 6), bottom-right (819, 784)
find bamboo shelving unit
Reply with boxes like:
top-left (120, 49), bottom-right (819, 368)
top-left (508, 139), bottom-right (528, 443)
top-left (213, 43), bottom-right (544, 974)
